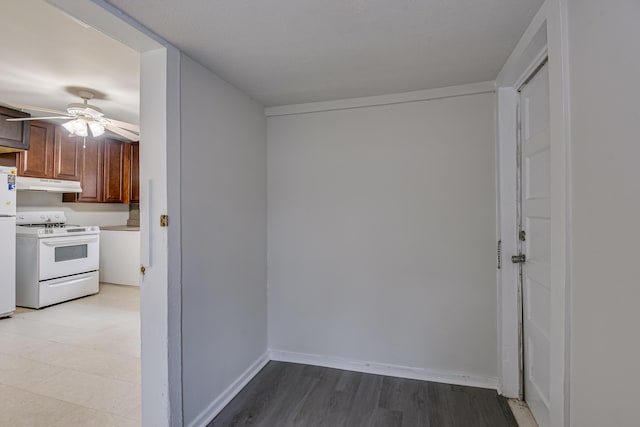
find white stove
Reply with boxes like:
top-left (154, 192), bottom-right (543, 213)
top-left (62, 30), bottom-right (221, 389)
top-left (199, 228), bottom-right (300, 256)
top-left (16, 211), bottom-right (100, 309)
top-left (17, 212), bottom-right (100, 237)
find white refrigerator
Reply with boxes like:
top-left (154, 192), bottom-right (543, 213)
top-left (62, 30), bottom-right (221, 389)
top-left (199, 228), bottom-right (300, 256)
top-left (0, 166), bottom-right (17, 317)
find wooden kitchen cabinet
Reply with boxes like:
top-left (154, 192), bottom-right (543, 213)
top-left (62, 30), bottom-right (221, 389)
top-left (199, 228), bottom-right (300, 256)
top-left (17, 120), bottom-right (55, 178)
top-left (102, 138), bottom-right (129, 203)
top-left (63, 137), bottom-right (135, 204)
top-left (129, 142), bottom-right (139, 203)
top-left (65, 136), bottom-right (103, 203)
top-left (15, 121), bottom-right (83, 181)
top-left (53, 131), bottom-right (82, 181)
top-left (0, 106), bottom-right (30, 152)
top-left (2, 116), bottom-right (139, 204)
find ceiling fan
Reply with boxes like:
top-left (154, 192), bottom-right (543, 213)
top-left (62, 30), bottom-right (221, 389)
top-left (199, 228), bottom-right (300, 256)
top-left (5, 90), bottom-right (139, 141)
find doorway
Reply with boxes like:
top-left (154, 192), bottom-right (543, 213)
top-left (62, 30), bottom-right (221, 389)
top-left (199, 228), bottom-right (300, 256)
top-left (0, 0), bottom-right (180, 424)
top-left (0, 0), bottom-right (143, 424)
top-left (515, 60), bottom-right (551, 427)
top-left (41, 0), bottom-right (183, 425)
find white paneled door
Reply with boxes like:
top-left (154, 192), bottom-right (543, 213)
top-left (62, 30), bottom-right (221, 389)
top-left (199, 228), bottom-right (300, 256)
top-left (518, 61), bottom-right (551, 427)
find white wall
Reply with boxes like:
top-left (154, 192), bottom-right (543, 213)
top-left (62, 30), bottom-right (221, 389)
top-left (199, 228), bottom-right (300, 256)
top-left (267, 92), bottom-right (498, 383)
top-left (567, 1), bottom-right (640, 426)
top-left (180, 55), bottom-right (267, 426)
top-left (16, 191), bottom-right (129, 226)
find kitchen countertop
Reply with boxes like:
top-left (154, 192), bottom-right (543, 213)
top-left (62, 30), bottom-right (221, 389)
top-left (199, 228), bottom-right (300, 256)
top-left (100, 225), bottom-right (140, 232)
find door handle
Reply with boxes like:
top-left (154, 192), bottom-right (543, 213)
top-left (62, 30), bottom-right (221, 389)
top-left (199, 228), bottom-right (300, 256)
top-left (511, 254), bottom-right (526, 264)
top-left (42, 237), bottom-right (99, 247)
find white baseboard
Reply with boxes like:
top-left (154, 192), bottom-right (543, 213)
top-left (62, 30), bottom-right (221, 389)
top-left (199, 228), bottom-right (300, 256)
top-left (187, 351), bottom-right (270, 427)
top-left (269, 349), bottom-right (499, 390)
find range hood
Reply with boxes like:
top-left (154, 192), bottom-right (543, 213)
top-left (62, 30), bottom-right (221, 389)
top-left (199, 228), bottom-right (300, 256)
top-left (16, 176), bottom-right (82, 193)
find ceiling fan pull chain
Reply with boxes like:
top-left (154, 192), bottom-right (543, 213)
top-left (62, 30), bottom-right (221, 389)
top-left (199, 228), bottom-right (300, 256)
top-left (83, 136), bottom-right (86, 149)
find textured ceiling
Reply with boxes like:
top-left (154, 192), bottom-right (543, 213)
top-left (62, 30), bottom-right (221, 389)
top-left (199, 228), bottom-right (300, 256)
top-left (107, 0), bottom-right (543, 106)
top-left (0, 0), bottom-right (140, 124)
top-left (0, 0), bottom-right (543, 116)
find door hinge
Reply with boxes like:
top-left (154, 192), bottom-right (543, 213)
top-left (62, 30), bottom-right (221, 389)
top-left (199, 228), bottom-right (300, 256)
top-left (519, 230), bottom-right (526, 241)
top-left (497, 240), bottom-right (502, 270)
top-left (160, 215), bottom-right (169, 227)
top-left (511, 254), bottom-right (526, 264)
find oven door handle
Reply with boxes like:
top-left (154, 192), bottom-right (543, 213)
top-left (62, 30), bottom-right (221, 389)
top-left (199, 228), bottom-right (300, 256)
top-left (41, 236), bottom-right (99, 247)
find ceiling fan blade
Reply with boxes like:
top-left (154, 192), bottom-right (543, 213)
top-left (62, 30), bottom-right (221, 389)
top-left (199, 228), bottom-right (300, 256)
top-left (105, 123), bottom-right (139, 141)
top-left (4, 102), bottom-right (69, 116)
top-left (105, 118), bottom-right (140, 133)
top-left (6, 116), bottom-right (73, 122)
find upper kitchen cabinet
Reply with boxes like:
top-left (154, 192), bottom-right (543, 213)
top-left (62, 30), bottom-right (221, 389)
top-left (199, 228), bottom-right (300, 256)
top-left (0, 106), bottom-right (30, 153)
top-left (102, 138), bottom-right (129, 203)
top-left (17, 121), bottom-right (55, 178)
top-left (53, 131), bottom-right (82, 181)
top-left (63, 137), bottom-right (136, 204)
top-left (129, 142), bottom-right (139, 203)
top-left (69, 135), bottom-right (103, 203)
top-left (5, 118), bottom-right (140, 204)
top-left (16, 121), bottom-right (82, 181)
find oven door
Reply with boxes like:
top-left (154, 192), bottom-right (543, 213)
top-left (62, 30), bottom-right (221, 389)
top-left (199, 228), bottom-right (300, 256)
top-left (38, 234), bottom-right (100, 281)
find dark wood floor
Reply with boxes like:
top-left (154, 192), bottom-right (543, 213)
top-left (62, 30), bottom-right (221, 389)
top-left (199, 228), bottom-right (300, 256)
top-left (209, 361), bottom-right (517, 427)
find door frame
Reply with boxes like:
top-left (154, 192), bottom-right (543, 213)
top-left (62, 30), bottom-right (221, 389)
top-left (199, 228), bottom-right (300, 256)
top-left (48, 1), bottom-right (183, 425)
top-left (495, 1), bottom-right (571, 426)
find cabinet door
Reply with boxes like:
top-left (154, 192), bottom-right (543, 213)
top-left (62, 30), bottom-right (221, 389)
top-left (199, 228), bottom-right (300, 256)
top-left (17, 121), bottom-right (54, 178)
top-left (53, 130), bottom-right (81, 181)
top-left (75, 137), bottom-right (103, 203)
top-left (0, 106), bottom-right (30, 152)
top-left (129, 142), bottom-right (139, 203)
top-left (103, 138), bottom-right (128, 203)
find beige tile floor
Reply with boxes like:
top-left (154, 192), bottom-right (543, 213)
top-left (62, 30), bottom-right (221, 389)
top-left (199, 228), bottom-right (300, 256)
top-left (0, 284), bottom-right (140, 427)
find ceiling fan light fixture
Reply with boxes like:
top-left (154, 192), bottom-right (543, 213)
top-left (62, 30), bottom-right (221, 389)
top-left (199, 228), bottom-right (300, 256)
top-left (67, 96), bottom-right (103, 119)
top-left (61, 120), bottom-right (75, 134)
top-left (7, 90), bottom-right (139, 141)
top-left (62, 118), bottom-right (88, 137)
top-left (74, 121), bottom-right (88, 137)
top-left (88, 121), bottom-right (105, 137)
